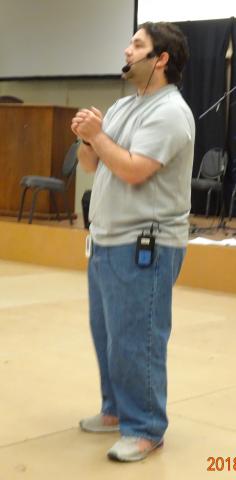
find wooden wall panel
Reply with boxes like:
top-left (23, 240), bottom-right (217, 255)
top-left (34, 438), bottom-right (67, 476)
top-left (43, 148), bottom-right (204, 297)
top-left (0, 105), bottom-right (77, 216)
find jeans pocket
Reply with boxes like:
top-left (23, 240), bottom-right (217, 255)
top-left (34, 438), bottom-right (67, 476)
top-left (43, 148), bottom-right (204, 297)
top-left (108, 244), bottom-right (160, 285)
top-left (107, 244), bottom-right (142, 284)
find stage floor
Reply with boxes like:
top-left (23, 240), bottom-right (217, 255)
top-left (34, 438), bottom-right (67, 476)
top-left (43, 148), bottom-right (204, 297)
top-left (2, 213), bottom-right (236, 237)
top-left (189, 214), bottom-right (236, 240)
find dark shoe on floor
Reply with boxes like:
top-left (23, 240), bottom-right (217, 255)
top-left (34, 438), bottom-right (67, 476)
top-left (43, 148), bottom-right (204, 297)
top-left (107, 436), bottom-right (164, 462)
top-left (80, 414), bottom-right (119, 433)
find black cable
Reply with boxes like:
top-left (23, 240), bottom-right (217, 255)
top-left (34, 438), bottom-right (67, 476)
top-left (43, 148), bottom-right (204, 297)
top-left (142, 58), bottom-right (159, 96)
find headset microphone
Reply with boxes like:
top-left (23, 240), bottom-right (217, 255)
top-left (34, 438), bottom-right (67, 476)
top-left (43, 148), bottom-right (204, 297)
top-left (122, 50), bottom-right (156, 73)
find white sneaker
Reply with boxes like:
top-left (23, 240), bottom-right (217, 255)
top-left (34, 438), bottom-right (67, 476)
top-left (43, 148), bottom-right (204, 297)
top-left (107, 436), bottom-right (164, 462)
top-left (80, 414), bottom-right (119, 433)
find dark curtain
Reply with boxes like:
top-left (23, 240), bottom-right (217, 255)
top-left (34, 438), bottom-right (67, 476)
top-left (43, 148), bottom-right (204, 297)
top-left (226, 18), bottom-right (236, 216)
top-left (176, 19), bottom-right (232, 214)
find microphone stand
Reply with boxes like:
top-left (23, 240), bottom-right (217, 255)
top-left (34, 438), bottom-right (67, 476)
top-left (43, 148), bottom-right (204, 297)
top-left (196, 86), bottom-right (236, 236)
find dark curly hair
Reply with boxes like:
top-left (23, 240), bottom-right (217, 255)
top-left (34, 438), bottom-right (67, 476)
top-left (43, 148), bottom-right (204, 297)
top-left (138, 22), bottom-right (189, 85)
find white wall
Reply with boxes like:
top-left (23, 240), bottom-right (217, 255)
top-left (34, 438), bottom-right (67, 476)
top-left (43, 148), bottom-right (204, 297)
top-left (138, 0), bottom-right (236, 22)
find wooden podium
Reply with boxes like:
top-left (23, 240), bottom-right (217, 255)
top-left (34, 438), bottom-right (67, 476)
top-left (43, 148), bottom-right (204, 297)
top-left (0, 104), bottom-right (77, 217)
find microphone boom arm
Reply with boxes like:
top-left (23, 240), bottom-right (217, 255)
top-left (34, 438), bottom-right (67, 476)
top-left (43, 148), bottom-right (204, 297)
top-left (199, 85), bottom-right (236, 119)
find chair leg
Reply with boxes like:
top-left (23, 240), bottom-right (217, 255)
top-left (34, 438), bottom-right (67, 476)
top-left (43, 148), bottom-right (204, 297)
top-left (63, 192), bottom-right (73, 225)
top-left (229, 189), bottom-right (236, 221)
top-left (17, 187), bottom-right (28, 221)
top-left (215, 191), bottom-right (219, 217)
top-left (51, 191), bottom-right (61, 221)
top-left (29, 188), bottom-right (41, 224)
top-left (206, 189), bottom-right (212, 217)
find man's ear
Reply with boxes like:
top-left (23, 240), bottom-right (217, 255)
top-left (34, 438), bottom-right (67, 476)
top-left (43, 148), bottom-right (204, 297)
top-left (156, 51), bottom-right (169, 68)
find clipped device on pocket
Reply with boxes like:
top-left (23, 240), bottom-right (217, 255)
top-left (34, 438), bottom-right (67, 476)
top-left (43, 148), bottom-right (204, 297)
top-left (135, 231), bottom-right (155, 268)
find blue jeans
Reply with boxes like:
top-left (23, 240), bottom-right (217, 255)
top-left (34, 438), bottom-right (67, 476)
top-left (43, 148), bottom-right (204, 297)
top-left (88, 242), bottom-right (185, 442)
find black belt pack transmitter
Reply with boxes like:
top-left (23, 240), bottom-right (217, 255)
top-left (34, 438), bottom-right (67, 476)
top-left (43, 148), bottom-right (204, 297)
top-left (135, 231), bottom-right (155, 268)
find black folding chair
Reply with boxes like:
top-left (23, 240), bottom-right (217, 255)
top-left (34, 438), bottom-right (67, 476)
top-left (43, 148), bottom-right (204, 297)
top-left (191, 148), bottom-right (228, 217)
top-left (18, 141), bottom-right (79, 224)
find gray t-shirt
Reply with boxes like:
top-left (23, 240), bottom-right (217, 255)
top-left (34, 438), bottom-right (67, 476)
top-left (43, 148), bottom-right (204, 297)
top-left (89, 84), bottom-right (195, 247)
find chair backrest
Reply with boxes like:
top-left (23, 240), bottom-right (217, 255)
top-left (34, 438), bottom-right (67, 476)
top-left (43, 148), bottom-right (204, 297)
top-left (0, 95), bottom-right (23, 103)
top-left (199, 148), bottom-right (228, 181)
top-left (62, 141), bottom-right (79, 186)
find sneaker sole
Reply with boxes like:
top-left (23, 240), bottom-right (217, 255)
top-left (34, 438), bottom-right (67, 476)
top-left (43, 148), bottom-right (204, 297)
top-left (108, 439), bottom-right (164, 462)
top-left (80, 421), bottom-right (120, 433)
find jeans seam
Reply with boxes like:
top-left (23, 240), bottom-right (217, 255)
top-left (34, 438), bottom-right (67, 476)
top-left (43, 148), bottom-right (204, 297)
top-left (147, 253), bottom-right (159, 420)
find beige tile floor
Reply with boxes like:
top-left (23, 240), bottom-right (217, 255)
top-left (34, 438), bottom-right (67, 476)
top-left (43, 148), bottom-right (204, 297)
top-left (0, 259), bottom-right (235, 479)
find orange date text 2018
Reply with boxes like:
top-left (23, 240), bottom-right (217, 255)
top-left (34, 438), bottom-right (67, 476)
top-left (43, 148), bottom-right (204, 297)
top-left (207, 457), bottom-right (236, 472)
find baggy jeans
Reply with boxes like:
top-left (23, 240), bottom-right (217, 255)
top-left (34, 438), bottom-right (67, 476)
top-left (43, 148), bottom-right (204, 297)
top-left (88, 242), bottom-right (185, 442)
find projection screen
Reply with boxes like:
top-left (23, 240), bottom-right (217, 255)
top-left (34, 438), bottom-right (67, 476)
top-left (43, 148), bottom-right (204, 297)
top-left (0, 0), bottom-right (136, 78)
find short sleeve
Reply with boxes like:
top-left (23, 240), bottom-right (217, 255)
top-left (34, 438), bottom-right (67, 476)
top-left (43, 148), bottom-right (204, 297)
top-left (130, 105), bottom-right (192, 166)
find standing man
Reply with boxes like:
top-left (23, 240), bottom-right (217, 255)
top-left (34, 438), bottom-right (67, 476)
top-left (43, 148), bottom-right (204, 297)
top-left (71, 22), bottom-right (195, 462)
